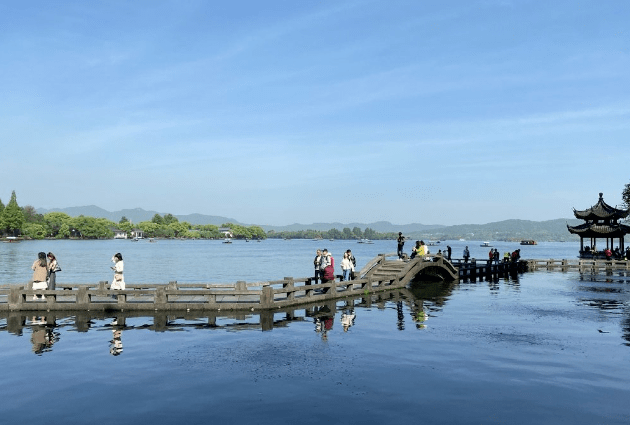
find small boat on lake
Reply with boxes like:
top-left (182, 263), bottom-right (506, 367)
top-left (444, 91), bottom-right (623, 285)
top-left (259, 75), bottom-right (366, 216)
top-left (520, 240), bottom-right (537, 245)
top-left (223, 238), bottom-right (232, 244)
top-left (480, 241), bottom-right (492, 247)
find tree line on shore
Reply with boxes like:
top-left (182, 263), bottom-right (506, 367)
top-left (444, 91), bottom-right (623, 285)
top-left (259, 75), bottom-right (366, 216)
top-left (0, 191), bottom-right (396, 241)
top-left (0, 191), bottom-right (266, 240)
top-left (266, 227), bottom-right (397, 240)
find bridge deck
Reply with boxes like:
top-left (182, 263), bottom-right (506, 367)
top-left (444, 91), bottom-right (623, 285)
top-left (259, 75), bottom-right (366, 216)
top-left (7, 254), bottom-right (618, 313)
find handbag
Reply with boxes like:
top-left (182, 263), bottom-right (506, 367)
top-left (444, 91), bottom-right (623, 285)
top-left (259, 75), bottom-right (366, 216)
top-left (323, 265), bottom-right (335, 280)
top-left (114, 273), bottom-right (123, 282)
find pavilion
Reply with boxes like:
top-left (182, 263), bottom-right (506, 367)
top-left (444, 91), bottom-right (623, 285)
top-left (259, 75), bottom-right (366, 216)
top-left (567, 192), bottom-right (630, 258)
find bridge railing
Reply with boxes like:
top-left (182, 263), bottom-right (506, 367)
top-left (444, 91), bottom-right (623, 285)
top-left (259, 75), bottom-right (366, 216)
top-left (0, 271), bottom-right (406, 312)
top-left (526, 259), bottom-right (630, 271)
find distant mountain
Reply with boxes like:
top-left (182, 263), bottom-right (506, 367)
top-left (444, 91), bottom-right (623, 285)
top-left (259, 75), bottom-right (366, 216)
top-left (258, 221), bottom-right (444, 233)
top-left (35, 205), bottom-right (242, 226)
top-left (406, 219), bottom-right (582, 242)
top-left (34, 206), bottom-right (583, 241)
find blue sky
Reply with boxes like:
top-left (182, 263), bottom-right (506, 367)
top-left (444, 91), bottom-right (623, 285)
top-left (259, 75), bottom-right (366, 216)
top-left (1, 0), bottom-right (629, 226)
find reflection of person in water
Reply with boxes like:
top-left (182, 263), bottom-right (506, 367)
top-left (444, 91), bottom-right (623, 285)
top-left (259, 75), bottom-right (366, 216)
top-left (412, 309), bottom-right (429, 329)
top-left (340, 309), bottom-right (355, 332)
top-left (109, 318), bottom-right (123, 356)
top-left (313, 306), bottom-right (334, 340)
top-left (30, 316), bottom-right (57, 354)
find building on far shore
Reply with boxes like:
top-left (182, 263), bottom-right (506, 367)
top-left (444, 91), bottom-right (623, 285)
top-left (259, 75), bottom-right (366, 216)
top-left (567, 192), bottom-right (630, 258)
top-left (113, 229), bottom-right (127, 239)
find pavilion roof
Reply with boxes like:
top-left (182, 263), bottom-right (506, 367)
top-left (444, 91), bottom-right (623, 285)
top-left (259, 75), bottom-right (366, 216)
top-left (567, 222), bottom-right (630, 238)
top-left (572, 193), bottom-right (629, 221)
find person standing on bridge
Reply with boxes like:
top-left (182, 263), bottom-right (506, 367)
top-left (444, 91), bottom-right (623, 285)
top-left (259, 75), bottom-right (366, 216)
top-left (447, 245), bottom-right (452, 261)
top-left (31, 252), bottom-right (48, 300)
top-left (47, 252), bottom-right (60, 291)
top-left (341, 252), bottom-right (353, 281)
top-left (313, 249), bottom-right (322, 284)
top-left (110, 253), bottom-right (125, 290)
top-left (346, 249), bottom-right (356, 279)
top-left (397, 232), bottom-right (405, 259)
top-left (463, 246), bottom-right (470, 263)
top-left (320, 249), bottom-right (335, 283)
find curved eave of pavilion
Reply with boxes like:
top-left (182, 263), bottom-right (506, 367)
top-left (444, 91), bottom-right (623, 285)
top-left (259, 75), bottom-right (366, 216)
top-left (572, 194), bottom-right (629, 220)
top-left (567, 223), bottom-right (630, 238)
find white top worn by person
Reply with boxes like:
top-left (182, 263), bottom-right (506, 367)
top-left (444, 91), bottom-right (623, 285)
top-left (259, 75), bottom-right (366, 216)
top-left (111, 253), bottom-right (125, 290)
top-left (341, 256), bottom-right (353, 272)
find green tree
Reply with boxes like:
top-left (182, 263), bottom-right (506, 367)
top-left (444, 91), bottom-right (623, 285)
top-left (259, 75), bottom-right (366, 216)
top-left (364, 227), bottom-right (377, 239)
top-left (623, 183), bottom-right (630, 210)
top-left (328, 228), bottom-right (342, 239)
top-left (119, 216), bottom-right (130, 224)
top-left (0, 197), bottom-right (4, 235)
top-left (342, 227), bottom-right (353, 239)
top-left (118, 220), bottom-right (133, 235)
top-left (71, 216), bottom-right (115, 239)
top-left (163, 213), bottom-right (178, 225)
top-left (138, 221), bottom-right (160, 237)
top-left (44, 212), bottom-right (72, 237)
top-left (22, 205), bottom-right (44, 223)
top-left (248, 226), bottom-right (266, 239)
top-left (23, 223), bottom-right (46, 239)
top-left (169, 221), bottom-right (190, 237)
top-left (151, 214), bottom-right (164, 225)
top-left (352, 227), bottom-right (363, 239)
top-left (3, 191), bottom-right (24, 237)
top-left (57, 223), bottom-right (71, 239)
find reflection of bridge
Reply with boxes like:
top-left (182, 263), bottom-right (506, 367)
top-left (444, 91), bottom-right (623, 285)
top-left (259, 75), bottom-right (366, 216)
top-left (0, 253), bottom-right (517, 313)
top-left (0, 286), bottom-right (429, 334)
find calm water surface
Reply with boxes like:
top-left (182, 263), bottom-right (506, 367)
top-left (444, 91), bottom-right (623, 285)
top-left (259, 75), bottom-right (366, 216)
top-left (1, 239), bottom-right (629, 424)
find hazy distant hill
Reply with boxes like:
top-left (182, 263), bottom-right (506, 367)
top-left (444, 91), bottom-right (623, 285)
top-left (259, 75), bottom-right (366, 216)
top-left (35, 206), bottom-right (241, 226)
top-left (406, 219), bottom-right (582, 242)
top-left (259, 221), bottom-right (445, 233)
top-left (34, 206), bottom-right (582, 241)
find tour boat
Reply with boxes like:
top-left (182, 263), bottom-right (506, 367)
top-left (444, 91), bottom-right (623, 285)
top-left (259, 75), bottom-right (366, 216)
top-left (520, 240), bottom-right (537, 245)
top-left (480, 241), bottom-right (492, 247)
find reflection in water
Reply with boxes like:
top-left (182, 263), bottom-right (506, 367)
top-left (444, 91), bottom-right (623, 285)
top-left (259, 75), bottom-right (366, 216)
top-left (397, 301), bottom-right (405, 330)
top-left (1, 287), bottom-right (444, 354)
top-left (340, 309), bottom-right (355, 332)
top-left (2, 273), bottom-right (629, 352)
top-left (109, 317), bottom-right (124, 356)
top-left (29, 316), bottom-right (59, 355)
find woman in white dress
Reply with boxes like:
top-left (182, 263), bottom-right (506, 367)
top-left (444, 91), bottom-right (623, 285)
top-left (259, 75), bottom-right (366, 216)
top-left (110, 253), bottom-right (125, 290)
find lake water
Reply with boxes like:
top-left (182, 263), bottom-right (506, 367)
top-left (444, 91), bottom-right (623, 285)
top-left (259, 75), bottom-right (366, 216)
top-left (1, 239), bottom-right (629, 424)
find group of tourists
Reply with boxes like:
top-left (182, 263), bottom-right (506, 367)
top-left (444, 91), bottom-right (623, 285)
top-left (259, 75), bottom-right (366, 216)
top-left (30, 252), bottom-right (60, 300)
top-left (30, 251), bottom-right (125, 299)
top-left (313, 249), bottom-right (356, 283)
top-left (584, 246), bottom-right (630, 260)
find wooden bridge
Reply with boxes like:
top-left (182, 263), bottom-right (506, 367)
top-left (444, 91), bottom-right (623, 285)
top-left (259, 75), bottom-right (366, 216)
top-left (0, 253), bottom-right (463, 313)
